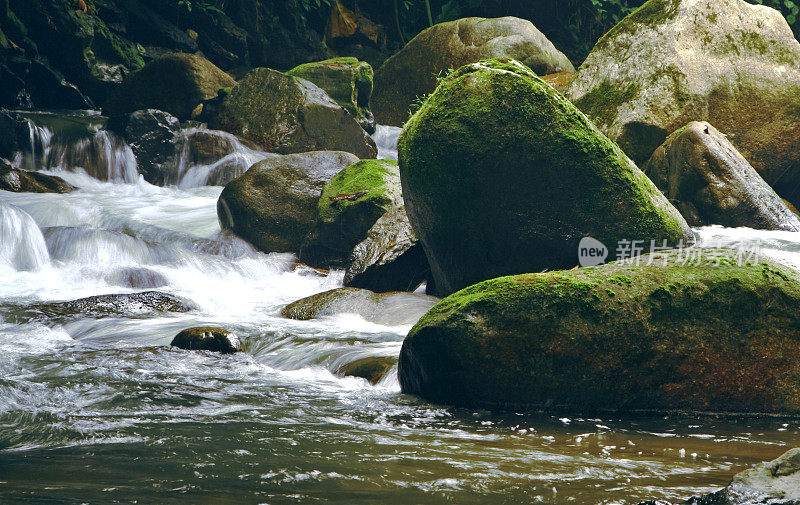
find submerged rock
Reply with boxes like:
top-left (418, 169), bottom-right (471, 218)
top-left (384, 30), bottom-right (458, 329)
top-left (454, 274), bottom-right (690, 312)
top-left (0, 291), bottom-right (194, 324)
top-left (399, 58), bottom-right (691, 296)
top-left (372, 16), bottom-right (574, 126)
top-left (171, 327), bottom-right (242, 353)
top-left (106, 109), bottom-right (180, 185)
top-left (217, 151), bottom-right (358, 254)
top-left (286, 57), bottom-right (375, 133)
top-left (103, 53), bottom-right (235, 120)
top-left (0, 163), bottom-right (76, 193)
top-left (566, 0), bottom-right (800, 205)
top-left (282, 287), bottom-right (438, 327)
top-left (644, 122), bottom-right (800, 231)
top-left (106, 268), bottom-right (169, 289)
top-left (334, 356), bottom-right (396, 385)
top-left (399, 249), bottom-right (800, 412)
top-left (206, 68), bottom-right (377, 159)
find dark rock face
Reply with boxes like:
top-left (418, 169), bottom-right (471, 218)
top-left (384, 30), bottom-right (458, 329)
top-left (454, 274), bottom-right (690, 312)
top-left (0, 162), bottom-right (76, 193)
top-left (103, 53), bottom-right (235, 120)
top-left (217, 151), bottom-right (359, 254)
top-left (171, 327), bottom-right (243, 354)
top-left (399, 250), bottom-right (800, 412)
top-left (0, 291), bottom-right (194, 325)
top-left (0, 109), bottom-right (35, 160)
top-left (206, 68), bottom-right (377, 159)
top-left (281, 287), bottom-right (438, 326)
top-left (399, 58), bottom-right (691, 297)
top-left (644, 122), bottom-right (800, 231)
top-left (106, 109), bottom-right (180, 185)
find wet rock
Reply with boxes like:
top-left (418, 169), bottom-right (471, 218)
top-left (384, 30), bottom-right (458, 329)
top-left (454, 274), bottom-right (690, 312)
top-left (107, 268), bottom-right (169, 289)
top-left (106, 109), bottom-right (180, 185)
top-left (2, 58), bottom-right (93, 110)
top-left (372, 16), bottom-right (574, 126)
top-left (282, 287), bottom-right (438, 326)
top-left (0, 110), bottom-right (31, 160)
top-left (399, 249), bottom-right (800, 412)
top-left (566, 0), bottom-right (800, 205)
top-left (205, 67), bottom-right (377, 159)
top-left (170, 326), bottom-right (242, 354)
top-left (334, 356), bottom-right (396, 385)
top-left (0, 162), bottom-right (76, 193)
top-left (399, 58), bottom-right (691, 297)
top-left (181, 129), bottom-right (235, 167)
top-left (217, 151), bottom-right (358, 254)
top-left (286, 57), bottom-right (375, 133)
top-left (0, 291), bottom-right (194, 325)
top-left (103, 53), bottom-right (235, 120)
top-left (643, 122), bottom-right (800, 231)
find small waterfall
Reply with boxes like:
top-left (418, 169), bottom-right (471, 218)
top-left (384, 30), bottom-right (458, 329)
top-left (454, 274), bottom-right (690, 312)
top-left (372, 125), bottom-right (401, 160)
top-left (0, 204), bottom-right (50, 271)
top-left (175, 127), bottom-right (274, 188)
top-left (15, 119), bottom-right (137, 183)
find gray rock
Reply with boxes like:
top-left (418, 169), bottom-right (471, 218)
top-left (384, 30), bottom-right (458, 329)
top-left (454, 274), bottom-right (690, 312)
top-left (106, 109), bottom-right (180, 185)
top-left (217, 151), bottom-right (359, 254)
top-left (372, 16), bottom-right (575, 126)
top-left (643, 122), bottom-right (800, 231)
top-left (0, 162), bottom-right (76, 193)
top-left (171, 326), bottom-right (242, 354)
top-left (566, 0), bottom-right (800, 205)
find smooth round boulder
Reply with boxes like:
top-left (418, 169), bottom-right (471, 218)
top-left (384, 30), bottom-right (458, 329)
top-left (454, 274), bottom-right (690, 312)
top-left (103, 53), bottom-right (235, 120)
top-left (217, 151), bottom-right (359, 254)
top-left (206, 68), bottom-right (376, 159)
top-left (400, 249), bottom-right (800, 413)
top-left (567, 0), bottom-right (800, 204)
top-left (171, 327), bottom-right (242, 354)
top-left (643, 121), bottom-right (800, 231)
top-left (372, 16), bottom-right (575, 126)
top-left (398, 58), bottom-right (692, 296)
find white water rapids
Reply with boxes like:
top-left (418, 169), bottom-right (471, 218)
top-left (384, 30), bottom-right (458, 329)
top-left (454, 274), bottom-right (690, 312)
top-left (2, 119), bottom-right (800, 504)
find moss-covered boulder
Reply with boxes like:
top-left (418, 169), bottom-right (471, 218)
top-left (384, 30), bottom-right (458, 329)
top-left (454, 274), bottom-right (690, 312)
top-left (217, 151), bottom-right (358, 254)
top-left (399, 58), bottom-right (692, 297)
top-left (0, 162), bottom-right (76, 193)
top-left (286, 57), bottom-right (375, 133)
top-left (643, 122), bottom-right (800, 231)
top-left (372, 16), bottom-right (574, 126)
top-left (103, 53), bottom-right (235, 120)
top-left (206, 67), bottom-right (377, 159)
top-left (171, 327), bottom-right (243, 354)
top-left (567, 0), bottom-right (800, 205)
top-left (400, 250), bottom-right (800, 412)
top-left (282, 287), bottom-right (438, 326)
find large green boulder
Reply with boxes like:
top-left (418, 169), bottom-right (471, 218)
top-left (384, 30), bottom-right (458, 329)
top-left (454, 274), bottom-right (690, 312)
top-left (398, 58), bottom-right (692, 297)
top-left (399, 250), bottom-right (800, 412)
top-left (372, 16), bottom-right (574, 126)
top-left (217, 151), bottom-right (359, 254)
top-left (567, 0), bottom-right (800, 205)
top-left (286, 57), bottom-right (375, 133)
top-left (103, 53), bottom-right (235, 120)
top-left (206, 67), bottom-right (377, 159)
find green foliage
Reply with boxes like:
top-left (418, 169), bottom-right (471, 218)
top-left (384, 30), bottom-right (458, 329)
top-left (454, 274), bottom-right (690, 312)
top-left (749, 0), bottom-right (800, 30)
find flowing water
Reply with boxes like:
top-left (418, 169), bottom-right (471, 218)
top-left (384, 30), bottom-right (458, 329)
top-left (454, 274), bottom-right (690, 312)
top-left (1, 119), bottom-right (800, 504)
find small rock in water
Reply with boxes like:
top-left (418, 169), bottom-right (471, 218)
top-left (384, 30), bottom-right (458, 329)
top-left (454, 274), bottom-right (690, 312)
top-left (0, 162), bottom-right (76, 194)
top-left (334, 356), bottom-right (396, 385)
top-left (107, 268), bottom-right (169, 289)
top-left (171, 327), bottom-right (243, 354)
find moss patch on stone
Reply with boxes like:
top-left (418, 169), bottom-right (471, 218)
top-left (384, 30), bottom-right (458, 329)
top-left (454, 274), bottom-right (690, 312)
top-left (573, 80), bottom-right (641, 127)
top-left (594, 0), bottom-right (682, 51)
top-left (317, 159), bottom-right (397, 223)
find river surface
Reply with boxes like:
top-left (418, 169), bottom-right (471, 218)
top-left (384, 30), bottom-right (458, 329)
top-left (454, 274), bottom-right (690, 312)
top-left (1, 121), bottom-right (800, 504)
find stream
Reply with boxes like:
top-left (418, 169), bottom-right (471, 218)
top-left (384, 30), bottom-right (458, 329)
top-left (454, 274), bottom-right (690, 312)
top-left (1, 114), bottom-right (799, 504)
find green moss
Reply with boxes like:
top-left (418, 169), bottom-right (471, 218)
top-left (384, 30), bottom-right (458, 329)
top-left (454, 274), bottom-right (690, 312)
top-left (286, 57), bottom-right (373, 118)
top-left (594, 0), bottom-right (682, 51)
top-left (609, 275), bottom-right (633, 285)
top-left (317, 159), bottom-right (397, 223)
top-left (573, 79), bottom-right (641, 127)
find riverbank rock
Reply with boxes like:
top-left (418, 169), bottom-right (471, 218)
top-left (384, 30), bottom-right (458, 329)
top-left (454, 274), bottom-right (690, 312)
top-left (372, 17), bottom-right (574, 126)
top-left (334, 356), bottom-right (396, 385)
top-left (0, 291), bottom-right (194, 325)
top-left (566, 0), bottom-right (800, 205)
top-left (399, 249), bottom-right (800, 412)
top-left (643, 122), bottom-right (800, 231)
top-left (0, 163), bottom-right (76, 193)
top-left (282, 287), bottom-right (438, 326)
top-left (171, 327), bottom-right (243, 354)
top-left (103, 53), bottom-right (235, 120)
top-left (206, 68), bottom-right (377, 159)
top-left (218, 151), bottom-right (358, 254)
top-left (286, 57), bottom-right (375, 133)
top-left (106, 109), bottom-right (180, 185)
top-left (399, 58), bottom-right (692, 297)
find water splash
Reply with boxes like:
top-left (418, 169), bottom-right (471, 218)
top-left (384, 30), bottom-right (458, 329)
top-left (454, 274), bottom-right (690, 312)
top-left (0, 203), bottom-right (50, 271)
